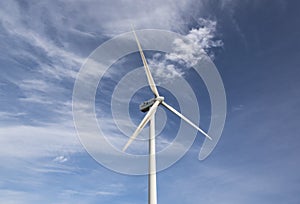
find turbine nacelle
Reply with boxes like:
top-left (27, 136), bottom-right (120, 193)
top-left (139, 96), bottom-right (164, 113)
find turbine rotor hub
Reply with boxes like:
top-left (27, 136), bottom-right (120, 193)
top-left (155, 96), bottom-right (164, 102)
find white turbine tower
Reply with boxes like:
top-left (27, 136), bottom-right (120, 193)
top-left (123, 29), bottom-right (212, 204)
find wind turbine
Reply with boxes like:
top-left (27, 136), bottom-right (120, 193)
top-left (122, 28), bottom-right (212, 204)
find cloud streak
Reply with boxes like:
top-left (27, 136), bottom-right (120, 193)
top-left (0, 124), bottom-right (82, 159)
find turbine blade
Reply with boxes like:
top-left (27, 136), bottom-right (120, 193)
top-left (123, 100), bottom-right (160, 151)
top-left (132, 27), bottom-right (160, 97)
top-left (162, 101), bottom-right (212, 140)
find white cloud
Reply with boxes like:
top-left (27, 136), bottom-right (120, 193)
top-left (149, 18), bottom-right (223, 80)
top-left (19, 79), bottom-right (51, 92)
top-left (167, 19), bottom-right (223, 64)
top-left (62, 189), bottom-right (118, 196)
top-left (59, 183), bottom-right (125, 201)
top-left (53, 155), bottom-right (68, 163)
top-left (95, 191), bottom-right (117, 196)
top-left (19, 94), bottom-right (54, 105)
top-left (231, 104), bottom-right (245, 112)
top-left (149, 57), bottom-right (184, 80)
top-left (0, 111), bottom-right (26, 120)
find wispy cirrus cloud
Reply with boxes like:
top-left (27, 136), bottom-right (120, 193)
top-left (0, 189), bottom-right (40, 204)
top-left (0, 124), bottom-right (81, 159)
top-left (71, 0), bottom-right (197, 35)
top-left (0, 1), bottom-right (84, 79)
top-left (0, 111), bottom-right (26, 120)
top-left (0, 1), bottom-right (85, 127)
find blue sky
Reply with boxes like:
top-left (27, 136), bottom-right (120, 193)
top-left (1, 0), bottom-right (300, 203)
